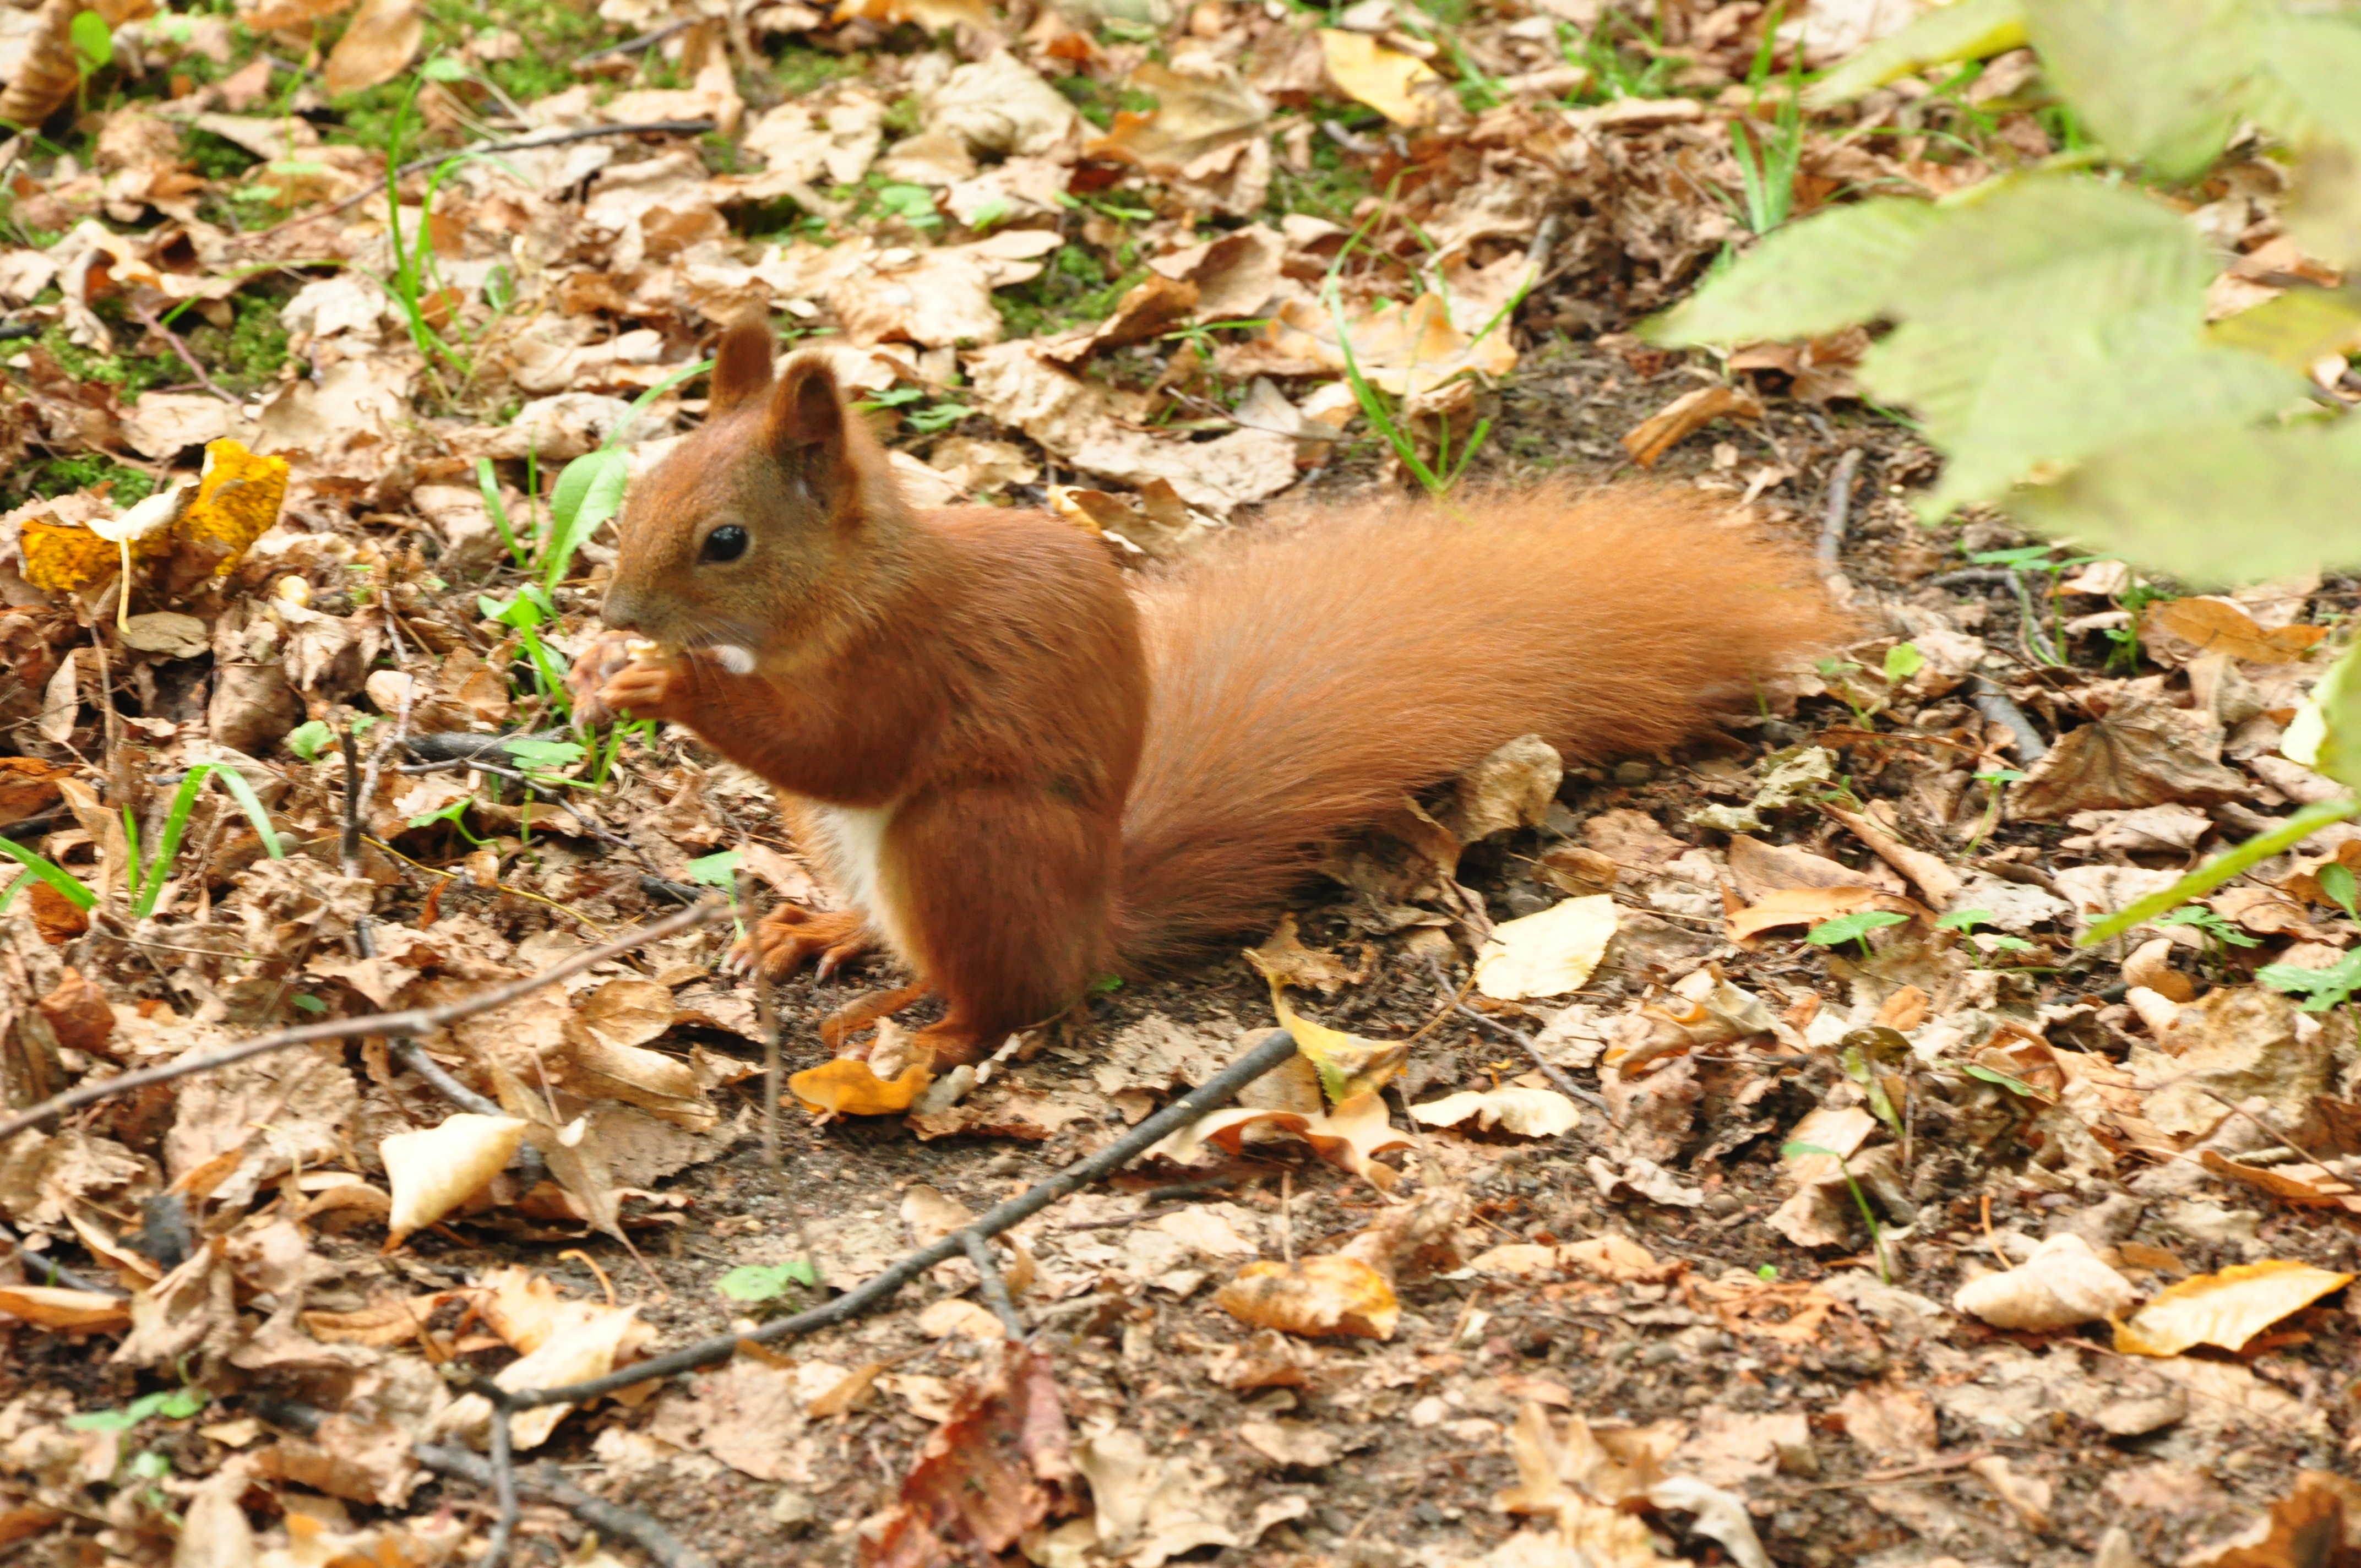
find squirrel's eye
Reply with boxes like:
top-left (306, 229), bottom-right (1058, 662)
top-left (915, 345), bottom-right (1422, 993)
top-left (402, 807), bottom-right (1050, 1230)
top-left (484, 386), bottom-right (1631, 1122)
top-left (700, 524), bottom-right (748, 563)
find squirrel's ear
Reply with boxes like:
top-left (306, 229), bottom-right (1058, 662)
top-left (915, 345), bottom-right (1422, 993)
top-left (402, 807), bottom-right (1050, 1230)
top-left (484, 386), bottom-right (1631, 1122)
top-left (709, 320), bottom-right (776, 413)
top-left (766, 354), bottom-right (848, 454)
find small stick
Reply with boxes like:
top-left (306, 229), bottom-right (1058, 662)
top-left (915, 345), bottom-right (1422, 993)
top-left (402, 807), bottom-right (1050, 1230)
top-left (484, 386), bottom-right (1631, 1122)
top-left (959, 1229), bottom-right (1025, 1337)
top-left (1817, 447), bottom-right (1863, 576)
top-left (500, 1030), bottom-right (1303, 1411)
top-left (0, 1218), bottom-right (122, 1297)
top-left (131, 300), bottom-right (240, 404)
top-left (1965, 675), bottom-right (2051, 764)
top-left (738, 870), bottom-right (784, 1169)
top-left (0, 900), bottom-right (729, 1150)
top-left (1424, 955), bottom-right (1606, 1109)
top-left (477, 1407), bottom-right (521, 1568)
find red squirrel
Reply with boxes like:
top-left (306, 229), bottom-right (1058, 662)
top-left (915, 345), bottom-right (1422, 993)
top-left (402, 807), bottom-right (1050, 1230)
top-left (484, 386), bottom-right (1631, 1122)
top-left (569, 320), bottom-right (1838, 1065)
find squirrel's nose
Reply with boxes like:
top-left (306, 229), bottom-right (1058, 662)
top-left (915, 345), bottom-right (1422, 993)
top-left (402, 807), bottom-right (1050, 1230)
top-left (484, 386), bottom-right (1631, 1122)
top-left (601, 586), bottom-right (644, 630)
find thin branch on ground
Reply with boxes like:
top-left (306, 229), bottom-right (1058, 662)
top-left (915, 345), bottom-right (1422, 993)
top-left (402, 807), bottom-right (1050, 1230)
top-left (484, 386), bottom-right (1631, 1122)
top-left (477, 1407), bottom-right (521, 1568)
top-left (1816, 447), bottom-right (1863, 578)
top-left (0, 1219), bottom-right (122, 1296)
top-left (1424, 955), bottom-right (1607, 1110)
top-left (959, 1229), bottom-right (1025, 1337)
top-left (130, 301), bottom-right (240, 404)
top-left (494, 1030), bottom-right (1301, 1411)
top-left (1965, 674), bottom-right (2051, 764)
top-left (0, 900), bottom-right (729, 1150)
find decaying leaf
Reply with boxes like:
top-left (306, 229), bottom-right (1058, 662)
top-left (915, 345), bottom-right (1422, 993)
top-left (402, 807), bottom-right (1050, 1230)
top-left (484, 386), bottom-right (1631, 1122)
top-left (2115, 1259), bottom-right (2355, 1357)
top-left (866, 1341), bottom-right (1079, 1564)
top-left (1318, 29), bottom-right (1446, 127)
top-left (1150, 1088), bottom-right (1412, 1192)
top-left (1215, 1254), bottom-right (1400, 1340)
top-left (1473, 894), bottom-right (1618, 1000)
top-left (1954, 1233), bottom-right (2140, 1332)
top-left (322, 0), bottom-right (423, 95)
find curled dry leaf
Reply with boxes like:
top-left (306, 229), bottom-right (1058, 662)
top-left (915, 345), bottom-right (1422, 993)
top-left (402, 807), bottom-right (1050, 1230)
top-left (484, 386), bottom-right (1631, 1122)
top-left (0, 1285), bottom-right (133, 1332)
top-left (787, 1055), bottom-right (934, 1117)
top-left (1473, 893), bottom-right (1618, 1000)
top-left (2114, 1259), bottom-right (2355, 1357)
top-left (1410, 1086), bottom-right (1581, 1139)
top-left (380, 1113), bottom-right (528, 1246)
top-left (1952, 1233), bottom-right (2139, 1332)
top-left (1264, 983), bottom-right (1403, 1103)
top-left (1622, 384), bottom-right (1765, 467)
top-left (0, 0), bottom-right (152, 131)
top-left (1215, 1254), bottom-right (1400, 1340)
top-left (1151, 1090), bottom-right (1411, 1192)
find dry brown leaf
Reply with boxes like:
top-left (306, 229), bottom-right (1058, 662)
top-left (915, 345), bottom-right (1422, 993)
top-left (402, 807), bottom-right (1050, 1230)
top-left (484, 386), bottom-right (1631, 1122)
top-left (2144, 596), bottom-right (2329, 666)
top-left (1245, 913), bottom-right (1364, 995)
top-left (864, 1342), bottom-right (1079, 1564)
top-left (0, 755), bottom-right (70, 827)
top-left (1622, 384), bottom-right (1765, 467)
top-left (381, 1113), bottom-right (527, 1246)
top-left (1242, 292), bottom-right (1517, 401)
top-left (1409, 1086), bottom-right (1581, 1139)
top-left (1954, 1233), bottom-right (2140, 1332)
top-left (2115, 1259), bottom-right (2355, 1357)
top-left (788, 1056), bottom-right (934, 1118)
top-left (0, 1284), bottom-right (132, 1332)
top-left (1215, 1255), bottom-right (1400, 1340)
top-left (2181, 1470), bottom-right (2361, 1568)
top-left (1318, 29), bottom-right (1446, 126)
top-left (322, 0), bottom-right (422, 95)
top-left (2201, 1151), bottom-right (2361, 1212)
top-left (1152, 1090), bottom-right (1411, 1191)
top-left (1474, 894), bottom-right (1618, 1000)
top-left (1727, 884), bottom-right (1916, 942)
top-left (2009, 687), bottom-right (2250, 819)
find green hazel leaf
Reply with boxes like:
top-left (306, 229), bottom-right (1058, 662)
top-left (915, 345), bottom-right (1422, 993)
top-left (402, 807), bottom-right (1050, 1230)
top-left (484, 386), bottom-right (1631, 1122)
top-left (2027, 0), bottom-right (2253, 181)
top-left (2204, 285), bottom-right (2361, 371)
top-left (1883, 642), bottom-right (1925, 682)
top-left (2242, 13), bottom-right (2361, 162)
top-left (1802, 0), bottom-right (2026, 106)
top-left (2013, 417), bottom-right (2361, 585)
top-left (544, 447), bottom-right (630, 591)
top-left (68, 9), bottom-right (112, 69)
top-left (1646, 198), bottom-right (1942, 347)
top-left (686, 849), bottom-right (743, 888)
top-left (2316, 861), bottom-right (2358, 918)
top-left (1804, 910), bottom-right (1909, 946)
top-left (285, 719), bottom-right (334, 763)
top-left (2292, 641), bottom-right (2361, 790)
top-left (504, 738), bottom-right (586, 770)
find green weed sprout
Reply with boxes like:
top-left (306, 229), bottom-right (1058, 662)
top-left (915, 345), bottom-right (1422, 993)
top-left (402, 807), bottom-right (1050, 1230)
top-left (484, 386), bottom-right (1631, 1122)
top-left (1804, 908), bottom-right (1907, 958)
top-left (127, 764), bottom-right (286, 920)
top-left (1782, 1140), bottom-right (1890, 1283)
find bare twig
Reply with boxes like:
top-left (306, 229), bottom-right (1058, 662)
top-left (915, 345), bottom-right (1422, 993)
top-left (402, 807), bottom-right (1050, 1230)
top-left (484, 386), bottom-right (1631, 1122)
top-left (1965, 674), bottom-right (2050, 764)
top-left (130, 301), bottom-right (240, 404)
top-left (477, 1408), bottom-right (521, 1568)
top-left (0, 900), bottom-right (729, 1150)
top-left (1423, 955), bottom-right (1606, 1109)
top-left (1816, 447), bottom-right (1863, 577)
top-left (738, 870), bottom-right (784, 1170)
top-left (0, 1219), bottom-right (123, 1297)
top-left (498, 1030), bottom-right (1303, 1411)
top-left (959, 1229), bottom-right (1025, 1337)
top-left (575, 17), bottom-right (694, 63)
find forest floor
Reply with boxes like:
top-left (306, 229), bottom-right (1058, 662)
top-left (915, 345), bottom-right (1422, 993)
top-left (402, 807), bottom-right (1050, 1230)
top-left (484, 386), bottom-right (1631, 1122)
top-left (0, 3), bottom-right (2357, 1568)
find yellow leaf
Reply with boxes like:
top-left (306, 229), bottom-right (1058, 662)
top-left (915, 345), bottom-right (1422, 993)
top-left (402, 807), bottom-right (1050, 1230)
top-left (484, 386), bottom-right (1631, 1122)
top-left (380, 1113), bottom-right (529, 1246)
top-left (175, 439), bottom-right (290, 576)
top-left (1473, 892), bottom-right (1618, 1000)
top-left (788, 1057), bottom-right (934, 1117)
top-left (1215, 1255), bottom-right (1399, 1340)
top-left (17, 515), bottom-right (121, 595)
top-left (2113, 1259), bottom-right (2355, 1357)
top-left (1318, 29), bottom-right (1445, 128)
top-left (1264, 979), bottom-right (1404, 1104)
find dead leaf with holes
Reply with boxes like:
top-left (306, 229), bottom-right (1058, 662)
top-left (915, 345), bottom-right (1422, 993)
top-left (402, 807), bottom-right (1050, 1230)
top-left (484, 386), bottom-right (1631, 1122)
top-left (2009, 687), bottom-right (2250, 819)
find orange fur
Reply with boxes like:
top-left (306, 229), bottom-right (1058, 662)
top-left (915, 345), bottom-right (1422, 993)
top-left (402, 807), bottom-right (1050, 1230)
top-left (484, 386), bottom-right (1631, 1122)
top-left (1116, 484), bottom-right (1840, 966)
top-left (572, 320), bottom-right (1838, 1063)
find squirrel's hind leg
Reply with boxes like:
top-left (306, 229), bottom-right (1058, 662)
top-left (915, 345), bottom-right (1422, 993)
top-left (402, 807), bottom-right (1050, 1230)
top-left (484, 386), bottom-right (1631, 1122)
top-left (730, 904), bottom-right (875, 980)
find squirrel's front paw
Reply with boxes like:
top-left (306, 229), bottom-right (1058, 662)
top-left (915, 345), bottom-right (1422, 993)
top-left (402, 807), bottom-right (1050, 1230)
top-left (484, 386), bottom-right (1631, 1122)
top-left (570, 634), bottom-right (690, 727)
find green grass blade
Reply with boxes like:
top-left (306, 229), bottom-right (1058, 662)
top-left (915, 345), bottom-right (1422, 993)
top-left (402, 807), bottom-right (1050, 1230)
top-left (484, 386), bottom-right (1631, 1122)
top-left (205, 766), bottom-right (285, 861)
top-left (478, 456), bottom-right (526, 567)
top-left (133, 766), bottom-right (215, 921)
top-left (0, 835), bottom-right (96, 912)
top-left (2079, 794), bottom-right (2361, 945)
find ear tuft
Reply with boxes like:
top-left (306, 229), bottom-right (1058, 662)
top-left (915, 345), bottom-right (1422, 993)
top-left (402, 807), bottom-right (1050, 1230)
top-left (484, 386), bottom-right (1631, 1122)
top-left (710, 319), bottom-right (776, 413)
top-left (767, 353), bottom-right (847, 453)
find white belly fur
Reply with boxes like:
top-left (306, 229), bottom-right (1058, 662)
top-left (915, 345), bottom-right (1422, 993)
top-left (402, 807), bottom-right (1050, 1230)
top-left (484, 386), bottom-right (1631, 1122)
top-left (802, 802), bottom-right (907, 956)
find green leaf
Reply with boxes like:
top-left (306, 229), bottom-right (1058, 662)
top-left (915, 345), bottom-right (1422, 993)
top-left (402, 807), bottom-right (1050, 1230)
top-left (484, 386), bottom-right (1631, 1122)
top-left (2026, 0), bottom-right (2252, 180)
top-left (2285, 640), bottom-right (2361, 789)
top-left (1648, 198), bottom-right (1942, 346)
top-left (686, 849), bottom-right (743, 888)
top-left (1804, 910), bottom-right (1909, 947)
top-left (1802, 0), bottom-right (2027, 107)
top-left (65, 1408), bottom-right (137, 1433)
top-left (154, 1388), bottom-right (209, 1420)
top-left (285, 719), bottom-right (334, 763)
top-left (68, 9), bottom-right (112, 69)
top-left (1883, 642), bottom-right (1925, 682)
top-left (2318, 862), bottom-right (2359, 922)
top-left (504, 738), bottom-right (586, 772)
top-left (0, 836), bottom-right (96, 912)
top-left (716, 1260), bottom-right (817, 1302)
top-left (2244, 13), bottom-right (2361, 160)
top-left (2204, 285), bottom-right (2361, 371)
top-left (2015, 417), bottom-right (2361, 585)
top-left (2258, 949), bottom-right (2361, 1011)
top-left (1936, 908), bottom-right (1994, 932)
top-left (1961, 1061), bottom-right (2045, 1097)
top-left (206, 765), bottom-right (286, 862)
top-left (421, 55), bottom-right (471, 82)
top-left (544, 447), bottom-right (630, 592)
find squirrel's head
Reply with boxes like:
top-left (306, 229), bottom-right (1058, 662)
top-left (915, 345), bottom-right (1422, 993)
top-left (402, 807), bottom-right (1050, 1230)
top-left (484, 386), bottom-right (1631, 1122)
top-left (599, 318), bottom-right (911, 660)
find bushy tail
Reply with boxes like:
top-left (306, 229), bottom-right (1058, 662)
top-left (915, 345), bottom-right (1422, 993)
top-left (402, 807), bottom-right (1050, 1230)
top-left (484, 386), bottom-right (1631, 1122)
top-left (1112, 482), bottom-right (1841, 971)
